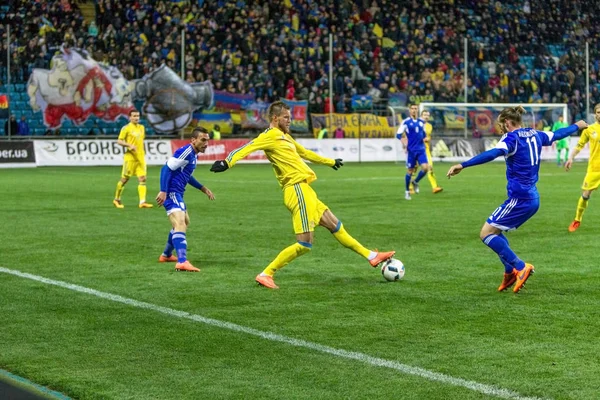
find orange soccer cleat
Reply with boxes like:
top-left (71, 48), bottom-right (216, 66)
top-left (255, 274), bottom-right (279, 289)
top-left (568, 220), bottom-right (580, 232)
top-left (513, 263), bottom-right (535, 293)
top-left (497, 269), bottom-right (517, 292)
top-left (175, 261), bottom-right (200, 272)
top-left (433, 187), bottom-right (444, 194)
top-left (369, 250), bottom-right (396, 268)
top-left (158, 254), bottom-right (178, 263)
top-left (139, 202), bottom-right (154, 208)
top-left (113, 199), bottom-right (124, 209)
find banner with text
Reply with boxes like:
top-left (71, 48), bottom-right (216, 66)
top-left (33, 139), bottom-right (171, 166)
top-left (0, 141), bottom-right (36, 168)
top-left (310, 113), bottom-right (398, 138)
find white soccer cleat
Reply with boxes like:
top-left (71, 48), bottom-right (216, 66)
top-left (412, 181), bottom-right (420, 193)
top-left (405, 191), bottom-right (412, 200)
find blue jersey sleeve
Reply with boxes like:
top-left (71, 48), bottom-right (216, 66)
top-left (495, 132), bottom-right (516, 156)
top-left (167, 144), bottom-right (193, 170)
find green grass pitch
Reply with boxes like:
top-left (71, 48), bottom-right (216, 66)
top-left (1, 162), bottom-right (599, 400)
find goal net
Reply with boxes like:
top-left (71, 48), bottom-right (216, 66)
top-left (418, 102), bottom-right (569, 138)
top-left (389, 102), bottom-right (571, 163)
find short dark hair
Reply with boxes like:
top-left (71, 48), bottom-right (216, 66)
top-left (129, 109), bottom-right (140, 116)
top-left (191, 126), bottom-right (209, 138)
top-left (267, 101), bottom-right (291, 121)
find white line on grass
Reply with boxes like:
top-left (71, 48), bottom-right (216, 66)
top-left (0, 267), bottom-right (548, 400)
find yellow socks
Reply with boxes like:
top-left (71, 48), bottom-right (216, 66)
top-left (115, 181), bottom-right (125, 200)
top-left (332, 223), bottom-right (370, 258)
top-left (427, 171), bottom-right (438, 189)
top-left (138, 182), bottom-right (147, 203)
top-left (575, 196), bottom-right (589, 222)
top-left (263, 242), bottom-right (311, 276)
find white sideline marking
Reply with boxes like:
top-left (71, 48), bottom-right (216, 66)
top-left (0, 267), bottom-right (548, 400)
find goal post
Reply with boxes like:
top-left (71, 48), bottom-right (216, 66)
top-left (418, 102), bottom-right (569, 138)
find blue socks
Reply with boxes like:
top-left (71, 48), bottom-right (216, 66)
top-left (172, 231), bottom-right (188, 263)
top-left (482, 234), bottom-right (525, 272)
top-left (415, 170), bottom-right (426, 183)
top-left (405, 174), bottom-right (412, 191)
top-left (162, 229), bottom-right (175, 257)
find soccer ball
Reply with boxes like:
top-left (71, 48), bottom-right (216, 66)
top-left (381, 258), bottom-right (405, 282)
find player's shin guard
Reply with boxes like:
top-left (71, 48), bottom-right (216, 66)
top-left (415, 169), bottom-right (427, 183)
top-left (482, 234), bottom-right (525, 271)
top-left (427, 171), bottom-right (438, 189)
top-left (494, 234), bottom-right (515, 273)
top-left (332, 221), bottom-right (371, 258)
top-left (163, 229), bottom-right (175, 257)
top-left (115, 181), bottom-right (125, 200)
top-left (263, 242), bottom-right (311, 276)
top-left (575, 195), bottom-right (589, 222)
top-left (405, 174), bottom-right (412, 191)
top-left (172, 232), bottom-right (188, 263)
top-left (138, 182), bottom-right (147, 204)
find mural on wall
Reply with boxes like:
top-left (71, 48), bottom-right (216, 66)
top-left (27, 47), bottom-right (213, 133)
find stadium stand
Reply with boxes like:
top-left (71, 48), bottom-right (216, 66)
top-left (1, 0), bottom-right (600, 136)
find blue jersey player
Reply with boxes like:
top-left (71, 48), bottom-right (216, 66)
top-left (156, 127), bottom-right (215, 272)
top-left (397, 104), bottom-right (430, 200)
top-left (447, 106), bottom-right (587, 293)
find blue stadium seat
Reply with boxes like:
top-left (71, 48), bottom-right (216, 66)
top-left (14, 84), bottom-right (26, 92)
top-left (33, 128), bottom-right (46, 136)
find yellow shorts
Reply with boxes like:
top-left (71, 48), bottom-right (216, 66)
top-left (582, 172), bottom-right (600, 190)
top-left (121, 159), bottom-right (147, 178)
top-left (283, 182), bottom-right (328, 234)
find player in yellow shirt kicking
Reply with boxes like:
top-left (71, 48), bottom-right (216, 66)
top-left (210, 101), bottom-right (396, 289)
top-left (113, 110), bottom-right (153, 208)
top-left (565, 103), bottom-right (600, 231)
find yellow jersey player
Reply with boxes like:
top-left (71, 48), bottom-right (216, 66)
top-left (565, 103), bottom-right (600, 231)
top-left (210, 101), bottom-right (395, 289)
top-left (113, 109), bottom-right (153, 208)
top-left (421, 110), bottom-right (443, 194)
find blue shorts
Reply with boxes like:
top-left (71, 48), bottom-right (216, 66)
top-left (406, 149), bottom-right (428, 169)
top-left (164, 192), bottom-right (187, 216)
top-left (487, 197), bottom-right (540, 231)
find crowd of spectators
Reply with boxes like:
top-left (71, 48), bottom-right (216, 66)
top-left (2, 0), bottom-right (600, 120)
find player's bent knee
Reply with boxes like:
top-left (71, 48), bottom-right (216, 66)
top-left (297, 241), bottom-right (312, 255)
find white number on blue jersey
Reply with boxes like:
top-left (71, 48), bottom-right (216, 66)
top-left (526, 137), bottom-right (539, 166)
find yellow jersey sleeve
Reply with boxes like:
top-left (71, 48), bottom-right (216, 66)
top-left (292, 139), bottom-right (335, 167)
top-left (424, 123), bottom-right (433, 152)
top-left (226, 129), bottom-right (277, 167)
top-left (580, 123), bottom-right (600, 172)
top-left (118, 125), bottom-right (129, 142)
top-left (576, 129), bottom-right (590, 151)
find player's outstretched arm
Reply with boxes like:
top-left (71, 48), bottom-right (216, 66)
top-left (210, 160), bottom-right (229, 172)
top-left (551, 121), bottom-right (587, 143)
top-left (446, 164), bottom-right (463, 178)
top-left (447, 148), bottom-right (505, 179)
top-left (332, 159), bottom-right (343, 170)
